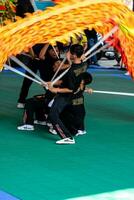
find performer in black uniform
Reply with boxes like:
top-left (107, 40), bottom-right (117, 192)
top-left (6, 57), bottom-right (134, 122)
top-left (62, 72), bottom-right (93, 136)
top-left (17, 44), bottom-right (59, 108)
top-left (17, 58), bottom-right (69, 132)
top-left (47, 44), bottom-right (88, 144)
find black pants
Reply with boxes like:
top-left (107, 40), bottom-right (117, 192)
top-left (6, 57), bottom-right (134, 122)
top-left (48, 95), bottom-right (73, 139)
top-left (18, 59), bottom-right (46, 103)
top-left (24, 96), bottom-right (47, 125)
top-left (62, 104), bottom-right (85, 136)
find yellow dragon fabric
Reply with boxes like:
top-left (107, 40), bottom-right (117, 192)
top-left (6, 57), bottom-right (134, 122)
top-left (0, 0), bottom-right (134, 77)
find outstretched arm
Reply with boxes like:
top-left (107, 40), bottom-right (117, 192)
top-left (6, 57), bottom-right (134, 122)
top-left (39, 43), bottom-right (49, 60)
top-left (85, 87), bottom-right (93, 94)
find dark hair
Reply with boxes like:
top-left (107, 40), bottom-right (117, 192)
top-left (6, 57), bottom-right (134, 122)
top-left (70, 44), bottom-right (84, 58)
top-left (47, 45), bottom-right (54, 51)
top-left (47, 44), bottom-right (59, 51)
top-left (46, 45), bottom-right (59, 61)
top-left (80, 72), bottom-right (93, 85)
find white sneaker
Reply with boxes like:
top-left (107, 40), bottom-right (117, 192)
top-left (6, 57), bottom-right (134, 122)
top-left (56, 138), bottom-right (75, 144)
top-left (17, 103), bottom-right (25, 109)
top-left (34, 120), bottom-right (46, 126)
top-left (49, 128), bottom-right (57, 135)
top-left (125, 71), bottom-right (130, 76)
top-left (75, 130), bottom-right (87, 136)
top-left (46, 122), bottom-right (52, 127)
top-left (17, 124), bottom-right (34, 131)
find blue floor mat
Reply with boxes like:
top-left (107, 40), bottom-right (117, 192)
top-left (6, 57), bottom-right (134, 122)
top-left (0, 191), bottom-right (20, 200)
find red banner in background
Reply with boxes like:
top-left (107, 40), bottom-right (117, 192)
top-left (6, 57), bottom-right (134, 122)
top-left (0, 5), bottom-right (6, 11)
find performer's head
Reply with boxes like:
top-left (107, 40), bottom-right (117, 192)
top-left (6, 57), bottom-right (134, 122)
top-left (69, 44), bottom-right (84, 61)
top-left (78, 72), bottom-right (92, 91)
top-left (80, 72), bottom-right (93, 85)
top-left (47, 45), bottom-right (60, 59)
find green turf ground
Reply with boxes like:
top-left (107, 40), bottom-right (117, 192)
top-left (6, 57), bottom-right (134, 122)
top-left (0, 68), bottom-right (134, 200)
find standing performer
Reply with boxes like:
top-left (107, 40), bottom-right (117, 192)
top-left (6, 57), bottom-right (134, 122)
top-left (17, 44), bottom-right (59, 108)
top-left (47, 44), bottom-right (88, 144)
top-left (61, 72), bottom-right (93, 137)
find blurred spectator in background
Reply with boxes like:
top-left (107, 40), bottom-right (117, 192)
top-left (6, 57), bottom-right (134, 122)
top-left (16, 0), bottom-right (34, 17)
top-left (70, 33), bottom-right (88, 52)
top-left (84, 29), bottom-right (99, 65)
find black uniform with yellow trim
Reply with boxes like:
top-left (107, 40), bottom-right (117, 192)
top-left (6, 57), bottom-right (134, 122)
top-left (48, 61), bottom-right (88, 139)
top-left (61, 72), bottom-right (93, 135)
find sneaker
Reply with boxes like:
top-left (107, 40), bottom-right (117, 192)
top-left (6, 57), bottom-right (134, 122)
top-left (75, 130), bottom-right (87, 136)
top-left (56, 138), bottom-right (75, 144)
top-left (124, 71), bottom-right (130, 76)
top-left (17, 103), bottom-right (25, 109)
top-left (34, 120), bottom-right (46, 126)
top-left (49, 128), bottom-right (57, 135)
top-left (17, 124), bottom-right (34, 131)
top-left (46, 122), bottom-right (53, 127)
